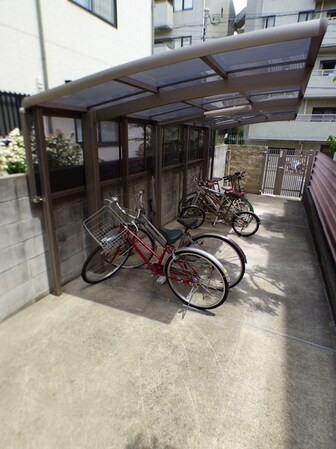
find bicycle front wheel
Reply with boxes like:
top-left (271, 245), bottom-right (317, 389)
top-left (179, 205), bottom-right (205, 229)
top-left (189, 233), bottom-right (246, 288)
top-left (164, 247), bottom-right (229, 310)
top-left (178, 192), bottom-right (198, 214)
top-left (232, 211), bottom-right (260, 237)
top-left (81, 241), bottom-right (130, 284)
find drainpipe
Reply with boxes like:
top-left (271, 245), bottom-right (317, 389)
top-left (35, 0), bottom-right (52, 132)
top-left (151, 0), bottom-right (155, 55)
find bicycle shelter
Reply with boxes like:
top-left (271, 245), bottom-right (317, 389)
top-left (20, 19), bottom-right (327, 296)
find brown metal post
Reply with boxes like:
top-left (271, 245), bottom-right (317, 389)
top-left (153, 124), bottom-right (162, 228)
top-left (183, 125), bottom-right (189, 198)
top-left (82, 111), bottom-right (101, 217)
top-left (33, 108), bottom-right (62, 296)
top-left (203, 127), bottom-right (210, 178)
top-left (121, 117), bottom-right (129, 195)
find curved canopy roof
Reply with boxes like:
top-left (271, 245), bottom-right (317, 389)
top-left (22, 19), bottom-right (328, 130)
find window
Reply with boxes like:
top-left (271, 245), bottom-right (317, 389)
top-left (298, 10), bottom-right (315, 22)
top-left (155, 36), bottom-right (192, 49)
top-left (262, 15), bottom-right (275, 28)
top-left (162, 126), bottom-right (184, 167)
top-left (327, 9), bottom-right (336, 18)
top-left (75, 119), bottom-right (121, 180)
top-left (128, 123), bottom-right (153, 175)
top-left (174, 0), bottom-right (193, 12)
top-left (70, 0), bottom-right (117, 27)
top-left (312, 107), bottom-right (336, 122)
top-left (320, 60), bottom-right (336, 76)
top-left (269, 148), bottom-right (295, 155)
top-left (189, 128), bottom-right (204, 161)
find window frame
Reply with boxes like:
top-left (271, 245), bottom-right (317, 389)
top-left (162, 125), bottom-right (185, 168)
top-left (262, 15), bottom-right (275, 29)
top-left (69, 0), bottom-right (117, 28)
top-left (128, 122), bottom-right (153, 175)
top-left (188, 127), bottom-right (205, 162)
top-left (174, 0), bottom-right (193, 12)
top-left (155, 35), bottom-right (192, 49)
top-left (298, 10), bottom-right (315, 22)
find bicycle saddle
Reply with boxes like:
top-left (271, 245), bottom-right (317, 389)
top-left (159, 227), bottom-right (184, 244)
top-left (159, 216), bottom-right (198, 243)
top-left (177, 217), bottom-right (198, 229)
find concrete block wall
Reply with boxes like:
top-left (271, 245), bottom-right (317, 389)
top-left (53, 194), bottom-right (88, 284)
top-left (0, 175), bottom-right (48, 320)
top-left (0, 175), bottom-right (90, 321)
top-left (224, 144), bottom-right (267, 194)
top-left (0, 159), bottom-right (211, 322)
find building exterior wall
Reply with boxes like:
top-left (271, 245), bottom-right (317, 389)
top-left (242, 0), bottom-right (336, 152)
top-left (154, 0), bottom-right (235, 52)
top-left (0, 0), bottom-right (153, 94)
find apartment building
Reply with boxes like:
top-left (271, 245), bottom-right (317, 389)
top-left (238, 0), bottom-right (336, 153)
top-left (154, 0), bottom-right (235, 52)
top-left (0, 0), bottom-right (153, 135)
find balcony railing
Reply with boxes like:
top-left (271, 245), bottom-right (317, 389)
top-left (296, 114), bottom-right (336, 122)
top-left (305, 68), bottom-right (336, 97)
top-left (247, 115), bottom-right (336, 142)
top-left (322, 17), bottom-right (336, 47)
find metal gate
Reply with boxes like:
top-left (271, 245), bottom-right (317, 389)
top-left (262, 149), bottom-right (316, 197)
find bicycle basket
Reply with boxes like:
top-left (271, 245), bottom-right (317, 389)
top-left (83, 205), bottom-right (130, 253)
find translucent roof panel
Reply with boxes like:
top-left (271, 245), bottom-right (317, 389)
top-left (22, 19), bottom-right (328, 131)
top-left (40, 79), bottom-right (143, 109)
top-left (212, 38), bottom-right (311, 75)
top-left (129, 59), bottom-right (214, 88)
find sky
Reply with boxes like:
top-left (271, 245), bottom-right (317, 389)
top-left (233, 0), bottom-right (247, 14)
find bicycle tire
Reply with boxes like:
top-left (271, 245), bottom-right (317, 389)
top-left (241, 196), bottom-right (254, 212)
top-left (178, 192), bottom-right (199, 214)
top-left (179, 205), bottom-right (205, 229)
top-left (187, 233), bottom-right (246, 288)
top-left (122, 227), bottom-right (155, 269)
top-left (164, 247), bottom-right (229, 310)
top-left (81, 240), bottom-right (130, 284)
top-left (232, 211), bottom-right (260, 237)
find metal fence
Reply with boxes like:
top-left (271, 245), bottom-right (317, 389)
top-left (0, 91), bottom-right (28, 136)
top-left (262, 149), bottom-right (316, 197)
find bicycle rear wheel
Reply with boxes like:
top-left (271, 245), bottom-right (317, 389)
top-left (232, 211), bottom-right (260, 237)
top-left (81, 240), bottom-right (130, 284)
top-left (179, 205), bottom-right (205, 229)
top-left (164, 247), bottom-right (229, 310)
top-left (189, 233), bottom-right (246, 288)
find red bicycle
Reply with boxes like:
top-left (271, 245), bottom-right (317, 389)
top-left (82, 192), bottom-right (229, 310)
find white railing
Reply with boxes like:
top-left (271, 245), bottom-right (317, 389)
top-left (296, 114), bottom-right (336, 122)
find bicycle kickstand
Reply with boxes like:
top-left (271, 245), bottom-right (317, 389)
top-left (181, 284), bottom-right (198, 319)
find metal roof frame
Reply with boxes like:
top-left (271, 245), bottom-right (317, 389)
top-left (20, 19), bottom-right (328, 298)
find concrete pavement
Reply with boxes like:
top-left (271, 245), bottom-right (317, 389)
top-left (0, 194), bottom-right (335, 449)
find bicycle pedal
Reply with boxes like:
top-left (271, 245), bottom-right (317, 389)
top-left (156, 275), bottom-right (167, 284)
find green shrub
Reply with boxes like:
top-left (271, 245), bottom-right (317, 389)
top-left (0, 128), bottom-right (26, 174)
top-left (0, 128), bottom-right (82, 175)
